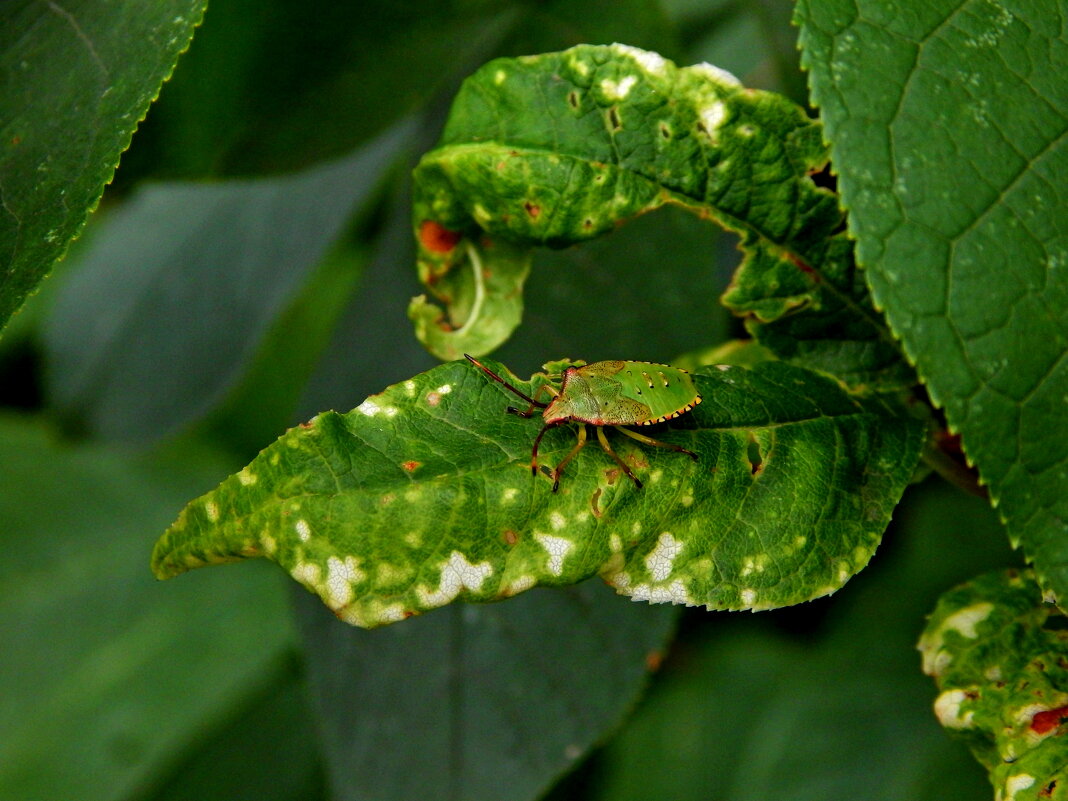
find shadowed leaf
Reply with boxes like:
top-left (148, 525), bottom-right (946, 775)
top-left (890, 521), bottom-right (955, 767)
top-left (0, 0), bottom-right (206, 332)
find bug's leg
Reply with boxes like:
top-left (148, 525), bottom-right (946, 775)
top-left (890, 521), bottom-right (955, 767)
top-left (508, 384), bottom-right (559, 418)
top-left (465, 354), bottom-right (550, 411)
top-left (615, 426), bottom-right (699, 461)
top-left (550, 424), bottom-right (588, 492)
top-left (530, 421), bottom-right (560, 477)
top-left (596, 427), bottom-right (643, 489)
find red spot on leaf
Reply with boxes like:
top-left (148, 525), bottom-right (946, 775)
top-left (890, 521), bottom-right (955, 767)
top-left (523, 201), bottom-right (541, 219)
top-left (1031, 705), bottom-right (1068, 734)
top-left (10, 136), bottom-right (20, 146)
top-left (590, 487), bottom-right (603, 519)
top-left (503, 529), bottom-right (519, 546)
top-left (402, 461), bottom-right (421, 472)
top-left (419, 220), bottom-right (462, 254)
top-left (426, 392), bottom-right (441, 407)
top-left (299, 420), bottom-right (314, 429)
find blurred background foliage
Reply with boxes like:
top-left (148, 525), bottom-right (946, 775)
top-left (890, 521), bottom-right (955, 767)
top-left (0, 0), bottom-right (1018, 798)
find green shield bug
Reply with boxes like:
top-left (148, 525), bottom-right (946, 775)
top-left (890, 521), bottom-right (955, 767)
top-left (465, 355), bottom-right (701, 491)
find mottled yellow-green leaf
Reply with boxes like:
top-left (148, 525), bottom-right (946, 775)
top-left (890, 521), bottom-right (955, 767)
top-left (920, 569), bottom-right (1068, 800)
top-left (152, 358), bottom-right (923, 628)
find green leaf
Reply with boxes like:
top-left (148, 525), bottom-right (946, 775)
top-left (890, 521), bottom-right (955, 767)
top-left (146, 663), bottom-right (325, 801)
top-left (151, 358), bottom-right (923, 627)
top-left (0, 0), bottom-right (206, 332)
top-left (0, 417), bottom-right (294, 801)
top-left (795, 3), bottom-right (1068, 598)
top-left (919, 569), bottom-right (1068, 798)
top-left (409, 44), bottom-right (911, 391)
top-left (589, 480), bottom-right (1014, 801)
top-left (44, 122), bottom-right (413, 444)
top-left (296, 581), bottom-right (676, 801)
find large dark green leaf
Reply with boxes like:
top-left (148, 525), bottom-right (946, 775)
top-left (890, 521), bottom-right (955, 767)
top-left (409, 44), bottom-right (911, 392)
top-left (296, 581), bottom-right (675, 801)
top-left (151, 358), bottom-right (923, 626)
top-left (0, 418), bottom-right (294, 801)
top-left (146, 663), bottom-right (325, 801)
top-left (795, 1), bottom-right (1068, 599)
top-left (0, 0), bottom-right (206, 332)
top-left (44, 122), bottom-right (413, 444)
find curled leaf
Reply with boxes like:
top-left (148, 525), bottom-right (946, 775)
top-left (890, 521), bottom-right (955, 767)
top-left (410, 43), bottom-right (910, 389)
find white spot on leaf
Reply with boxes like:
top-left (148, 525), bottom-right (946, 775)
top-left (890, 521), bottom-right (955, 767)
top-left (417, 551), bottom-right (494, 607)
top-left (505, 575), bottom-right (536, 595)
top-left (941, 602), bottom-right (994, 638)
top-left (550, 512), bottom-right (567, 531)
top-left (612, 44), bottom-right (666, 74)
top-left (700, 101), bottom-right (727, 135)
top-left (645, 532), bottom-right (683, 581)
top-left (692, 62), bottom-right (741, 87)
top-left (1005, 774), bottom-right (1035, 798)
top-left (204, 501), bottom-right (219, 522)
top-left (740, 588), bottom-right (757, 606)
top-left (934, 689), bottom-right (975, 729)
top-left (238, 468), bottom-right (257, 486)
top-left (290, 561), bottom-right (320, 586)
top-left (627, 579), bottom-right (694, 605)
top-left (535, 533), bottom-right (573, 576)
top-left (357, 399), bottom-right (381, 416)
top-left (601, 75), bottom-right (637, 100)
top-left (295, 519), bottom-right (311, 542)
top-left (436, 384), bottom-right (453, 395)
top-left (325, 556), bottom-right (365, 609)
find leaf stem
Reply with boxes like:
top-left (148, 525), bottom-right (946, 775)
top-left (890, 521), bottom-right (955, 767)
top-left (921, 432), bottom-right (988, 499)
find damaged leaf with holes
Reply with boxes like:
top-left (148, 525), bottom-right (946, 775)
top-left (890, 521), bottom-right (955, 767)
top-left (151, 357), bottom-right (924, 628)
top-left (919, 569), bottom-right (1068, 799)
top-left (409, 43), bottom-right (913, 391)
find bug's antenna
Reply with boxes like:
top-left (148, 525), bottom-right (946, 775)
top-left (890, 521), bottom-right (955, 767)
top-left (464, 354), bottom-right (548, 408)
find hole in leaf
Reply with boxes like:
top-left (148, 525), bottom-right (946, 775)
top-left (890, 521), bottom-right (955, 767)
top-left (1044, 612), bottom-right (1068, 631)
top-left (607, 107), bottom-right (622, 131)
top-left (746, 432), bottom-right (763, 476)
